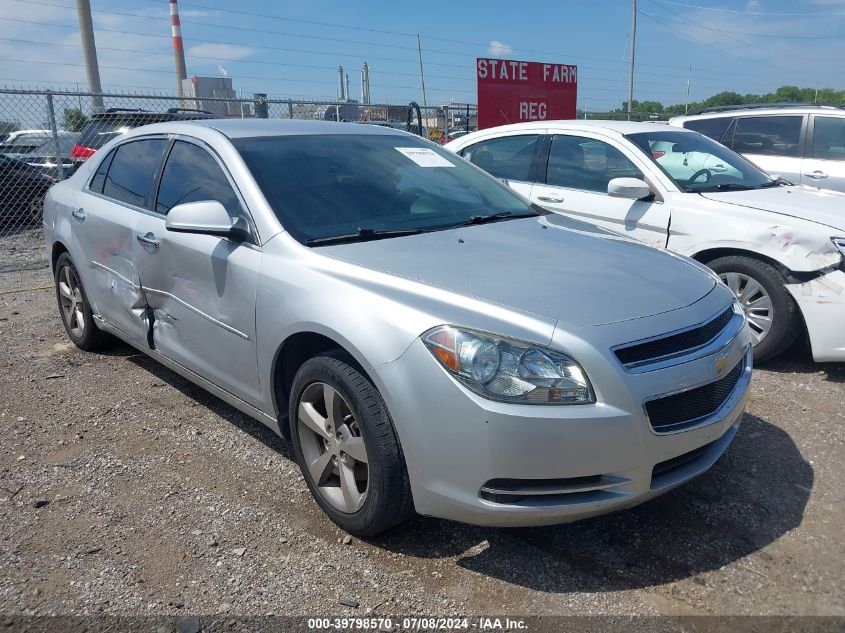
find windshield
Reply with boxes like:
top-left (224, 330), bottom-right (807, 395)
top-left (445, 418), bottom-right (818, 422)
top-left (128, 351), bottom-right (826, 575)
top-left (235, 133), bottom-right (536, 244)
top-left (626, 130), bottom-right (774, 192)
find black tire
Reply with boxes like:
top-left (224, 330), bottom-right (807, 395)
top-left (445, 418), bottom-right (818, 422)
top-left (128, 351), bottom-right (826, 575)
top-left (53, 252), bottom-right (112, 351)
top-left (289, 351), bottom-right (414, 535)
top-left (707, 255), bottom-right (801, 362)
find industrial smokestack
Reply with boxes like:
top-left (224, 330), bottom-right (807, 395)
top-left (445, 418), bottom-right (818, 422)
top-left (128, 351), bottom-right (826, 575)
top-left (345, 73), bottom-right (350, 103)
top-left (361, 62), bottom-right (370, 105)
top-left (337, 65), bottom-right (345, 101)
top-left (170, 0), bottom-right (188, 97)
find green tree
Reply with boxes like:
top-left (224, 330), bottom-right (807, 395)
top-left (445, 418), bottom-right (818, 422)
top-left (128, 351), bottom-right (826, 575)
top-left (0, 121), bottom-right (18, 135)
top-left (63, 108), bottom-right (88, 132)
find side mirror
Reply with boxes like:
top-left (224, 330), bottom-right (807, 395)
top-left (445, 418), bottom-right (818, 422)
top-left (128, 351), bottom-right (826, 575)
top-left (165, 200), bottom-right (247, 240)
top-left (607, 177), bottom-right (652, 200)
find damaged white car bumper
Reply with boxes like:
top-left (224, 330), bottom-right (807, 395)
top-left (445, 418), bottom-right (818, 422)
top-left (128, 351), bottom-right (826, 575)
top-left (788, 266), bottom-right (845, 363)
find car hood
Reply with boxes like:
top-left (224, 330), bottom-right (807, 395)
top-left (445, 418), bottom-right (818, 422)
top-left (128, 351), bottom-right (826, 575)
top-left (700, 186), bottom-right (845, 232)
top-left (318, 215), bottom-right (716, 326)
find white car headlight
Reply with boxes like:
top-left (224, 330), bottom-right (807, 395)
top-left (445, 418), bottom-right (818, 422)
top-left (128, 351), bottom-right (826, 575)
top-left (832, 237), bottom-right (845, 258)
top-left (422, 326), bottom-right (595, 405)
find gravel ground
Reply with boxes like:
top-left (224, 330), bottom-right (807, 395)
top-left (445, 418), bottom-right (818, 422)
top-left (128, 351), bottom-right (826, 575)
top-left (1, 266), bottom-right (843, 620)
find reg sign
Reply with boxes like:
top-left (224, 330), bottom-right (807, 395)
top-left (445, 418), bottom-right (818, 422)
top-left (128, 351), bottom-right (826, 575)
top-left (476, 58), bottom-right (577, 130)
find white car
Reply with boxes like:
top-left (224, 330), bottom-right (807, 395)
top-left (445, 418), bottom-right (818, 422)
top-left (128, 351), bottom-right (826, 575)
top-left (446, 121), bottom-right (845, 363)
top-left (669, 105), bottom-right (845, 193)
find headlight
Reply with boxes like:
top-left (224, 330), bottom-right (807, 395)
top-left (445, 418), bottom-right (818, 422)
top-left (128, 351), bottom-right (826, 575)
top-left (832, 237), bottom-right (845, 257)
top-left (422, 326), bottom-right (595, 404)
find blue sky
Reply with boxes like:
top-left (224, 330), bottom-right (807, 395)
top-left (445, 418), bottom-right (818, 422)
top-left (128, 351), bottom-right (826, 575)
top-left (1, 0), bottom-right (844, 110)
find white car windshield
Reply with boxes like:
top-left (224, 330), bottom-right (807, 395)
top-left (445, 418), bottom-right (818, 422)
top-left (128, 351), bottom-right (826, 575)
top-left (626, 130), bottom-right (778, 193)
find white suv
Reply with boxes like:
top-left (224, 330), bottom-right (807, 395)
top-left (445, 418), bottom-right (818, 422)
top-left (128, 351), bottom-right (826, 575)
top-left (446, 121), bottom-right (845, 363)
top-left (669, 105), bottom-right (845, 193)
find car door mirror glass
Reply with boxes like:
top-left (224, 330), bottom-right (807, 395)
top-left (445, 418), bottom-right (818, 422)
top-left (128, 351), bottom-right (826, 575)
top-left (607, 177), bottom-right (652, 200)
top-left (165, 200), bottom-right (239, 238)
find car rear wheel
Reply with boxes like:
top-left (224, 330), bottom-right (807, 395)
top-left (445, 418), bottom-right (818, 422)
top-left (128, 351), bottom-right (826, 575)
top-left (54, 253), bottom-right (112, 351)
top-left (707, 255), bottom-right (800, 362)
top-left (289, 351), bottom-right (413, 535)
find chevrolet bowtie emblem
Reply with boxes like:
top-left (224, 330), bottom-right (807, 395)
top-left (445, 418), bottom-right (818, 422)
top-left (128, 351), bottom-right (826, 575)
top-left (712, 353), bottom-right (731, 376)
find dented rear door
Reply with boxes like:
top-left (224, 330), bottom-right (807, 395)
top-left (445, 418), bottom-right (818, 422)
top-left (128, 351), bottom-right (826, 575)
top-left (76, 139), bottom-right (168, 344)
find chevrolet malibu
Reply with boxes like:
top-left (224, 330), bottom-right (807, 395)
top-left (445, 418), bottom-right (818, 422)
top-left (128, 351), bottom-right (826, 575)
top-left (43, 120), bottom-right (752, 535)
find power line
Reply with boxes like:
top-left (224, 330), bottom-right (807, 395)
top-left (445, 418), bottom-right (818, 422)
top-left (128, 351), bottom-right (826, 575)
top-left (637, 9), bottom-right (808, 73)
top-left (645, 0), bottom-right (843, 38)
top-left (0, 14), bottom-right (801, 88)
top-left (0, 56), bottom-right (477, 92)
top-left (650, 0), bottom-right (845, 17)
top-left (0, 34), bottom-right (763, 94)
top-left (8, 0), bottom-right (809, 81)
top-left (642, 0), bottom-right (839, 63)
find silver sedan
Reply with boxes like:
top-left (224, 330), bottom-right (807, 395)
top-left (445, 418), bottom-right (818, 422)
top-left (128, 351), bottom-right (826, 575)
top-left (43, 119), bottom-right (752, 535)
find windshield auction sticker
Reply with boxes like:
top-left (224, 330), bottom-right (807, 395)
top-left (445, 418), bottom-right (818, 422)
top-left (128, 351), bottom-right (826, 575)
top-left (395, 147), bottom-right (455, 167)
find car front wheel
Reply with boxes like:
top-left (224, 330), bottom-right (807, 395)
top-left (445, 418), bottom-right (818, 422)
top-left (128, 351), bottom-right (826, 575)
top-left (707, 255), bottom-right (800, 362)
top-left (289, 351), bottom-right (413, 535)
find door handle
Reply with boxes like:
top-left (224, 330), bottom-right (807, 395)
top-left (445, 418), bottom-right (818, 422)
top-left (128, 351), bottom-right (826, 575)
top-left (136, 232), bottom-right (160, 249)
top-left (71, 208), bottom-right (85, 222)
top-left (537, 195), bottom-right (564, 203)
top-left (806, 170), bottom-right (829, 180)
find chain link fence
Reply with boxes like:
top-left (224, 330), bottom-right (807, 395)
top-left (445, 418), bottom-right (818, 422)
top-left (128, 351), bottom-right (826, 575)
top-left (0, 88), bottom-right (478, 272)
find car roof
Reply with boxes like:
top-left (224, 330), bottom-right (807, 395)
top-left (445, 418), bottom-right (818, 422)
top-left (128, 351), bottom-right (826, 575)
top-left (456, 119), bottom-right (686, 136)
top-left (126, 118), bottom-right (417, 139)
top-left (671, 105), bottom-right (845, 121)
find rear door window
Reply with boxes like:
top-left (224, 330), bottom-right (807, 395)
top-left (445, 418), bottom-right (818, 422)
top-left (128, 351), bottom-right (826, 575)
top-left (460, 135), bottom-right (539, 182)
top-left (811, 116), bottom-right (845, 161)
top-left (683, 117), bottom-right (733, 142)
top-left (101, 139), bottom-right (168, 208)
top-left (728, 115), bottom-right (803, 157)
top-left (155, 141), bottom-right (243, 216)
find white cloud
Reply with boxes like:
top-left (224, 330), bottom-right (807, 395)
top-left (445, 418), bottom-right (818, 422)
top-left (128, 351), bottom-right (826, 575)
top-left (487, 40), bottom-right (513, 56)
top-left (746, 0), bottom-right (761, 9)
top-left (186, 43), bottom-right (255, 61)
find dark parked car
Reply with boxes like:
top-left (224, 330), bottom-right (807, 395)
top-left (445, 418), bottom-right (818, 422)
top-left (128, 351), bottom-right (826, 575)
top-left (21, 133), bottom-right (80, 180)
top-left (71, 108), bottom-right (213, 167)
top-left (0, 154), bottom-right (53, 226)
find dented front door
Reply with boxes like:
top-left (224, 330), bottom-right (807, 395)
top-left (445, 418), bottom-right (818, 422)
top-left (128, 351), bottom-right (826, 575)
top-left (132, 212), bottom-right (262, 406)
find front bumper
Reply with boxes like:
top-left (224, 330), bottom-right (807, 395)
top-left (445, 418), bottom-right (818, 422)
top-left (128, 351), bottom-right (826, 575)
top-left (373, 326), bottom-right (752, 528)
top-left (787, 269), bottom-right (845, 363)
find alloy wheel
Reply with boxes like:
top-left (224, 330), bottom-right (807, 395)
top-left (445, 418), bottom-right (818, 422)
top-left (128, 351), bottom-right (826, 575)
top-left (297, 381), bottom-right (369, 513)
top-left (58, 264), bottom-right (85, 338)
top-left (720, 271), bottom-right (773, 343)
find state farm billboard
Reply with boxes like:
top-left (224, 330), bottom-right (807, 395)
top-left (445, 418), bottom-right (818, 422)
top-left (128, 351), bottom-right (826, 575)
top-left (476, 58), bottom-right (577, 130)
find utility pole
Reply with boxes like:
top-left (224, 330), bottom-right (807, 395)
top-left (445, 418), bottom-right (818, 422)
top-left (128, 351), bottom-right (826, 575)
top-left (75, 0), bottom-right (103, 110)
top-left (627, 0), bottom-right (637, 121)
top-left (685, 66), bottom-right (691, 115)
top-left (416, 34), bottom-right (428, 108)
